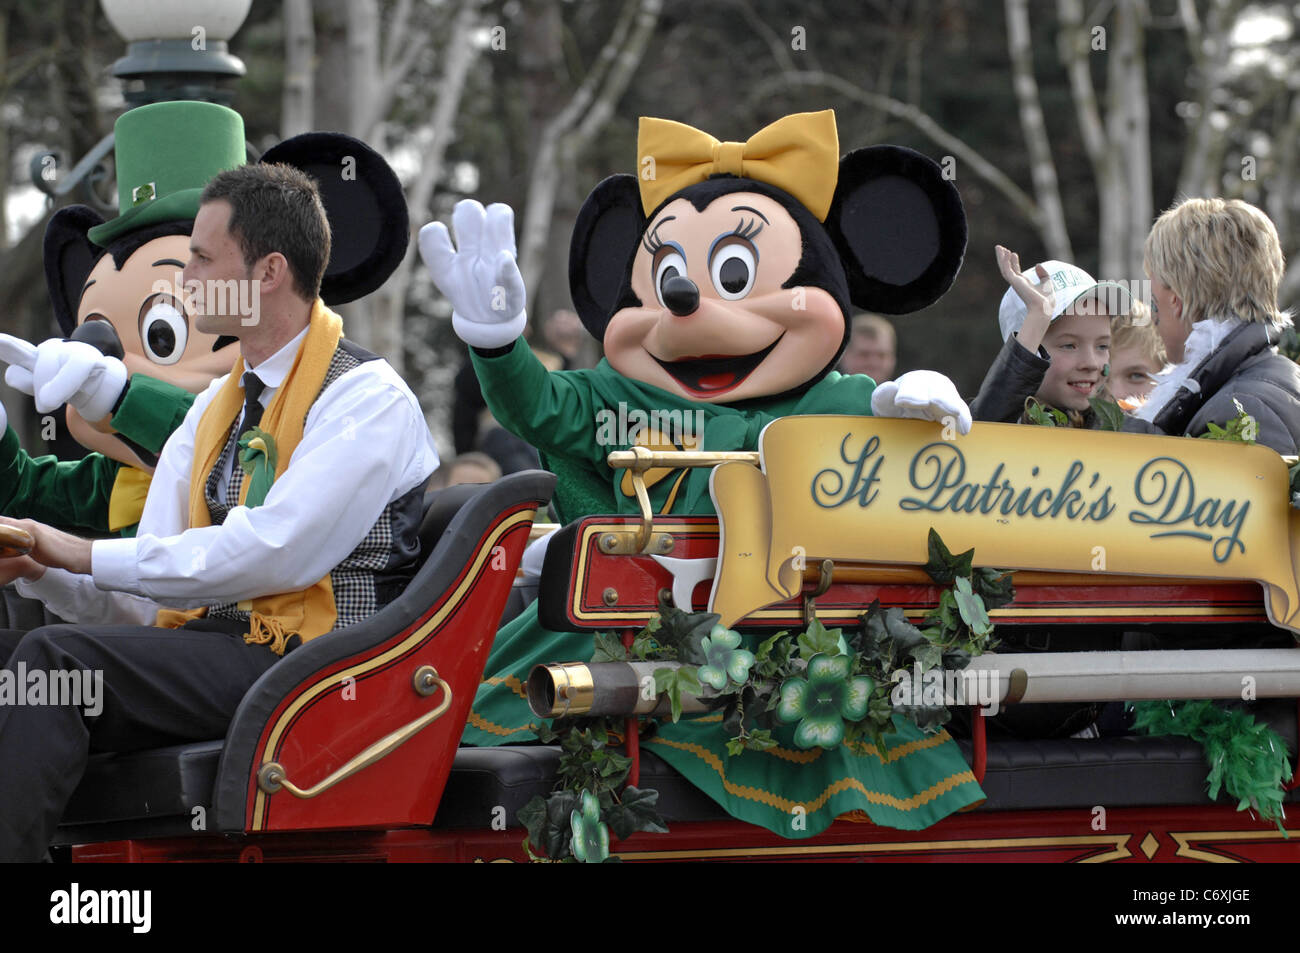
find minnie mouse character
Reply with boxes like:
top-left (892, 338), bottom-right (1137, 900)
top-left (422, 110), bottom-right (984, 838)
top-left (425, 111), bottom-right (971, 523)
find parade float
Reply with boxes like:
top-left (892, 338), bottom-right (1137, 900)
top-left (7, 100), bottom-right (1295, 862)
top-left (44, 412), bottom-right (1300, 863)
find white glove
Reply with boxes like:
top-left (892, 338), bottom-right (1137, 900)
top-left (0, 334), bottom-right (128, 423)
top-left (419, 200), bottom-right (528, 350)
top-left (870, 369), bottom-right (972, 435)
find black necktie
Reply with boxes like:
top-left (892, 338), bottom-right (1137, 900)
top-left (242, 372), bottom-right (266, 433)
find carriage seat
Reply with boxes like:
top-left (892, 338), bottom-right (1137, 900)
top-left (52, 471), bottom-right (554, 847)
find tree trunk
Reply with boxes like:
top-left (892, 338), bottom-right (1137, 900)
top-left (313, 0), bottom-right (354, 139)
top-left (346, 0), bottom-right (381, 141)
top-left (282, 0), bottom-right (316, 139)
top-left (369, 0), bottom-right (484, 375)
top-left (1104, 0), bottom-right (1151, 278)
top-left (518, 0), bottom-right (663, 311)
top-left (1004, 0), bottom-right (1073, 261)
top-left (1176, 0), bottom-right (1244, 198)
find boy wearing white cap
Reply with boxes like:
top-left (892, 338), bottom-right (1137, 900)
top-left (971, 246), bottom-right (1130, 425)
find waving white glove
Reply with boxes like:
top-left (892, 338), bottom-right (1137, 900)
top-left (419, 200), bottom-right (528, 350)
top-left (870, 369), bottom-right (972, 435)
top-left (0, 334), bottom-right (128, 423)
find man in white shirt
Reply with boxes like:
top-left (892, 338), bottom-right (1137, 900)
top-left (0, 163), bottom-right (438, 861)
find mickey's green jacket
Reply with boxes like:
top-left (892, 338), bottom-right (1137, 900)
top-left (0, 374), bottom-right (196, 536)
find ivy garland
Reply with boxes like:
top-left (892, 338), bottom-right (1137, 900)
top-left (518, 529), bottom-right (1013, 862)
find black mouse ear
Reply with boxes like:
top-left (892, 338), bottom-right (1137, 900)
top-left (825, 146), bottom-right (966, 315)
top-left (44, 206), bottom-right (107, 336)
top-left (569, 174), bottom-right (645, 341)
top-left (261, 132), bottom-right (409, 305)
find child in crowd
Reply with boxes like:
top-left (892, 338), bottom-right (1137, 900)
top-left (968, 247), bottom-right (1134, 740)
top-left (1107, 299), bottom-right (1166, 408)
top-left (970, 246), bottom-right (1130, 426)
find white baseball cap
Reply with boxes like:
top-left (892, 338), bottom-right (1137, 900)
top-left (997, 260), bottom-right (1132, 341)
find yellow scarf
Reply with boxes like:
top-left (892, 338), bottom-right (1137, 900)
top-left (154, 301), bottom-right (344, 654)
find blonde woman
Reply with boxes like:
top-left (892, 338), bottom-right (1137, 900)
top-left (1127, 197), bottom-right (1300, 453)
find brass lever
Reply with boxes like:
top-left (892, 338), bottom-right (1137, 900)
top-left (257, 665), bottom-right (452, 799)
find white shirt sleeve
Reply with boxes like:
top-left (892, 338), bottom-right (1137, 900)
top-left (89, 361), bottom-right (438, 607)
top-left (14, 376), bottom-right (222, 624)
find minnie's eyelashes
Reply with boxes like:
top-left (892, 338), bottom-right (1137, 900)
top-left (642, 215), bottom-right (676, 255)
top-left (732, 216), bottom-right (763, 242)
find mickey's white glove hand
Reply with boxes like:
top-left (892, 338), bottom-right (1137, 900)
top-left (870, 369), bottom-right (972, 434)
top-left (419, 200), bottom-right (528, 350)
top-left (0, 334), bottom-right (128, 423)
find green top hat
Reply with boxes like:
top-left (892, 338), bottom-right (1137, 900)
top-left (87, 101), bottom-right (247, 247)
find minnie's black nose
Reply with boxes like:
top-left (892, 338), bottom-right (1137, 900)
top-left (662, 275), bottom-right (700, 316)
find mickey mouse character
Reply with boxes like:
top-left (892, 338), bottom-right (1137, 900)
top-left (0, 100), bottom-right (407, 539)
top-left (423, 110), bottom-right (984, 838)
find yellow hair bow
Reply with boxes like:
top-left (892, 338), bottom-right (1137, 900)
top-left (636, 110), bottom-right (840, 221)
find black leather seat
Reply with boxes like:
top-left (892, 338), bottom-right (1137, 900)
top-left (430, 730), bottom-right (1300, 831)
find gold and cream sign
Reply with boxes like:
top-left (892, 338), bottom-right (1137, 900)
top-left (708, 416), bottom-right (1300, 631)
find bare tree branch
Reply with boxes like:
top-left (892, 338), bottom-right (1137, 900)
top-left (746, 70), bottom-right (1044, 235)
top-left (1057, 0), bottom-right (1109, 178)
top-left (571, 0), bottom-right (660, 146)
top-left (375, 0), bottom-right (433, 125)
top-left (1176, 0), bottom-right (1201, 59)
top-left (728, 0), bottom-right (796, 74)
top-left (1176, 0), bottom-right (1247, 198)
top-left (372, 0), bottom-right (484, 373)
top-left (1005, 0), bottom-right (1074, 260)
top-left (382, 0), bottom-right (413, 68)
top-left (518, 0), bottom-right (663, 307)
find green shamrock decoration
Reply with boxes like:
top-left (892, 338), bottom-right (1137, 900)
top-left (569, 789), bottom-right (610, 863)
top-left (697, 624), bottom-right (756, 691)
top-left (777, 653), bottom-right (874, 749)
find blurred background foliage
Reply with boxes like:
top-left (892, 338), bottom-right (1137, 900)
top-left (2, 0), bottom-right (1297, 454)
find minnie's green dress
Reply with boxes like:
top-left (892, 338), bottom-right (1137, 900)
top-left (461, 341), bottom-right (983, 837)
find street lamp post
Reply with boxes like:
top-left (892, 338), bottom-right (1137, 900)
top-left (31, 0), bottom-right (253, 209)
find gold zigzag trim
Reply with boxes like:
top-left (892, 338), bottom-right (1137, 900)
top-left (844, 730), bottom-right (956, 763)
top-left (483, 675), bottom-right (529, 699)
top-left (467, 710), bottom-right (532, 737)
top-left (647, 735), bottom-right (977, 813)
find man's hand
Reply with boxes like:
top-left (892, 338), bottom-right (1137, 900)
top-left (418, 200), bottom-right (528, 350)
top-left (0, 334), bottom-right (128, 423)
top-left (871, 370), bottom-right (973, 434)
top-left (0, 517), bottom-right (93, 577)
top-left (0, 553), bottom-right (47, 586)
